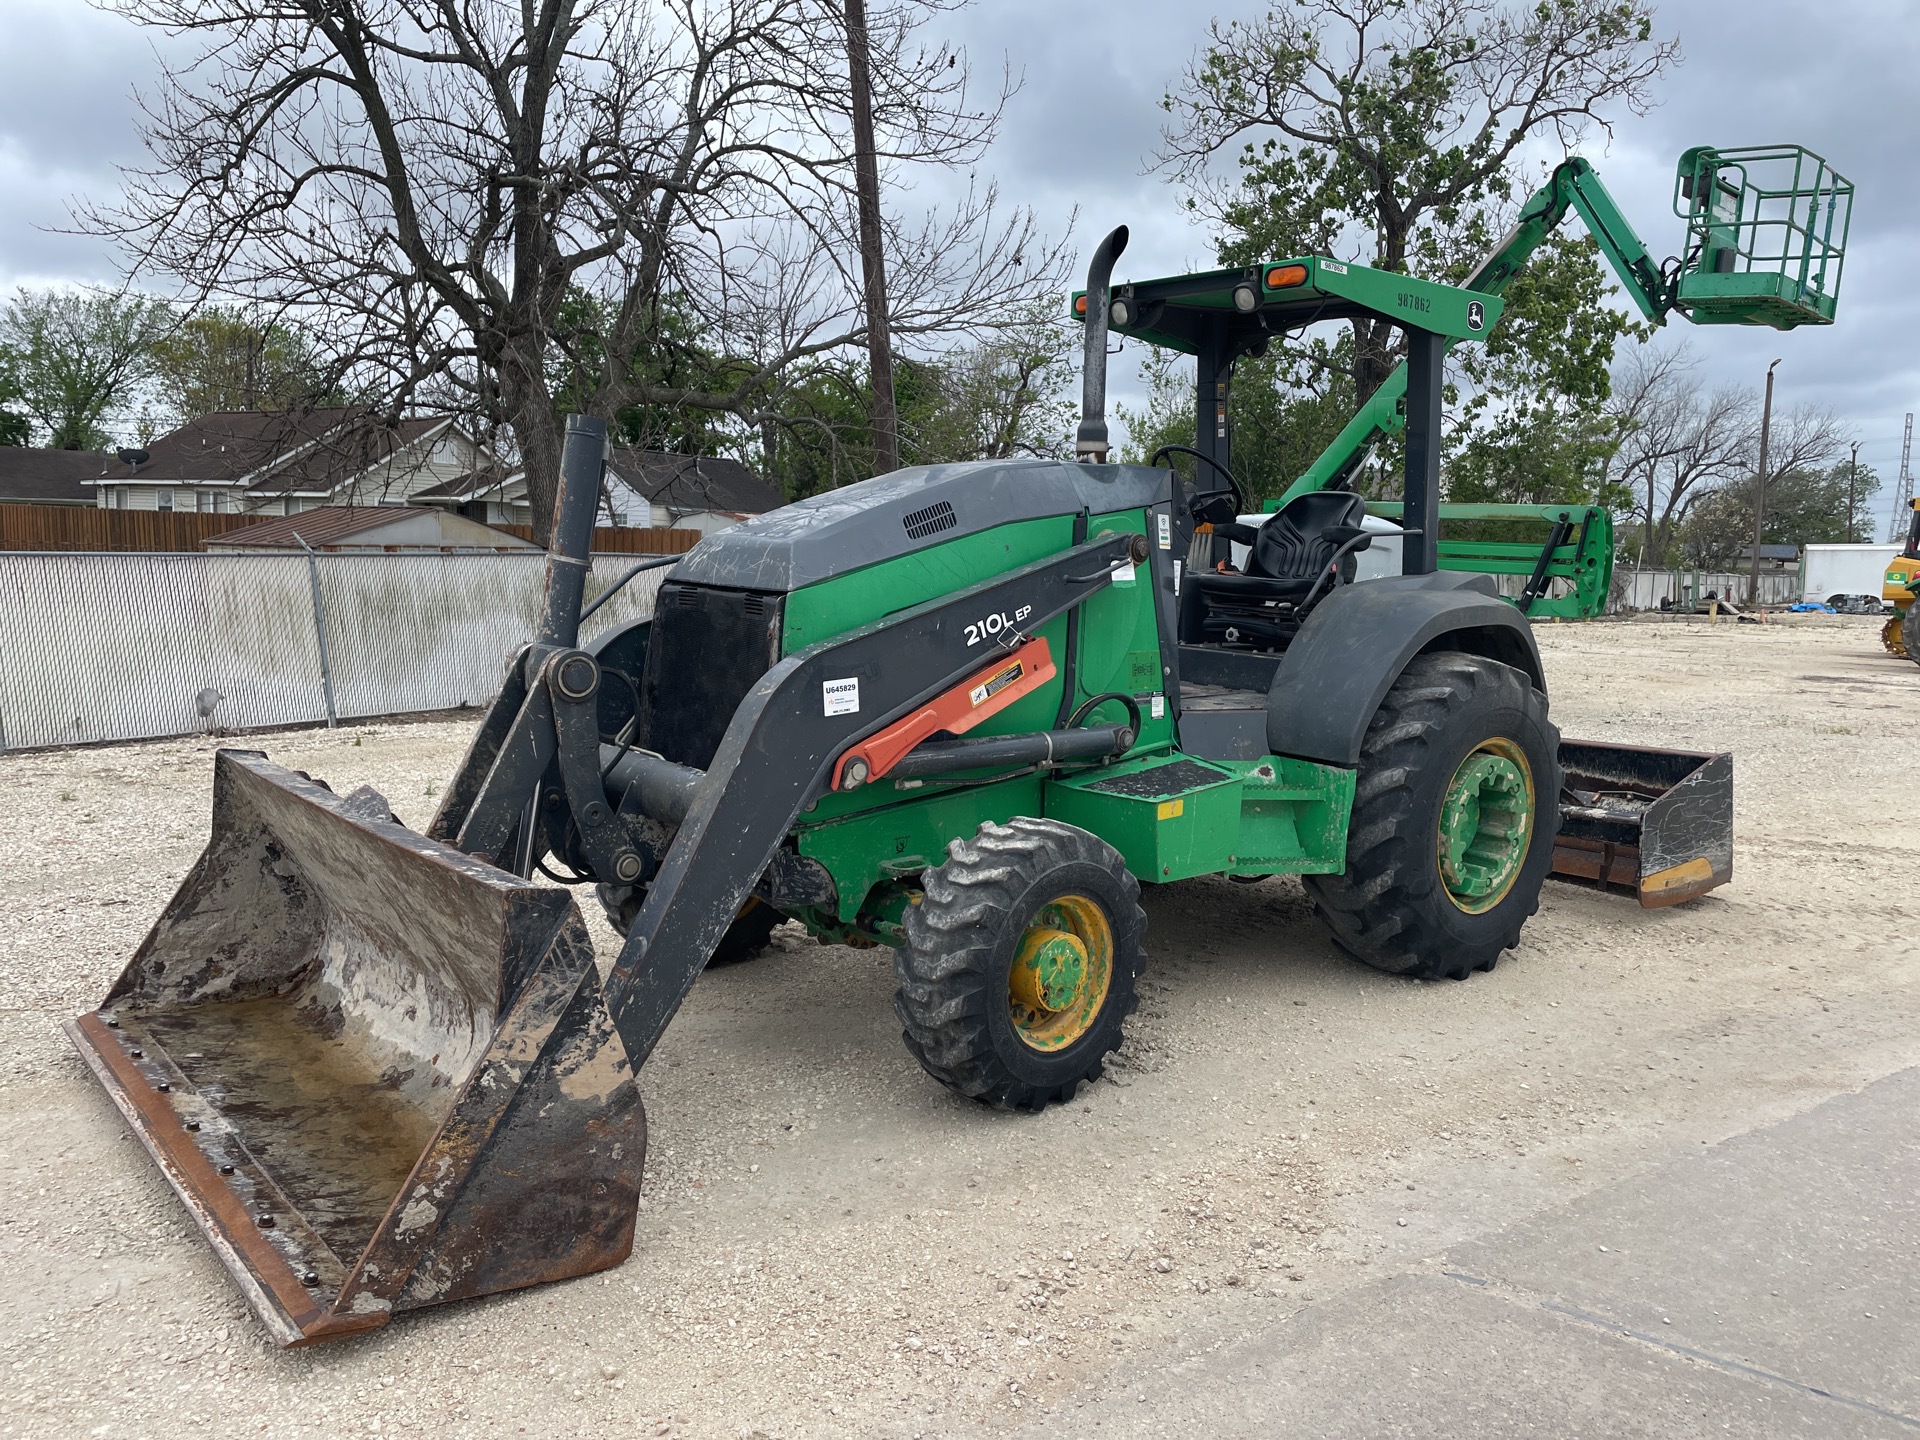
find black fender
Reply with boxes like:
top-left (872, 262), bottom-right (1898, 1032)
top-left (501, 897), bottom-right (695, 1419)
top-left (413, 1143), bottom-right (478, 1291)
top-left (1265, 573), bottom-right (1545, 767)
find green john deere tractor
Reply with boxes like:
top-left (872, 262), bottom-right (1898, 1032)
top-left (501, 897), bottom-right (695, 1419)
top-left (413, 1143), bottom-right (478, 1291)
top-left (67, 143), bottom-right (1845, 1347)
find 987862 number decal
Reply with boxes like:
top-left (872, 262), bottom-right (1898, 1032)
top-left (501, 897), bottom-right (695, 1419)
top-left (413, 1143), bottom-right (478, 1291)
top-left (963, 604), bottom-right (1032, 646)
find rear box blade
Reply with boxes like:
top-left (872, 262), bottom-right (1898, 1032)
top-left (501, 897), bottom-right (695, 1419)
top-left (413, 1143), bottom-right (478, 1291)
top-left (65, 749), bottom-right (645, 1345)
top-left (1553, 741), bottom-right (1733, 907)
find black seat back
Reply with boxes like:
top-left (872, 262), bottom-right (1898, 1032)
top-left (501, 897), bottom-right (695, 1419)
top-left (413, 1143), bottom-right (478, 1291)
top-left (1249, 490), bottom-right (1369, 580)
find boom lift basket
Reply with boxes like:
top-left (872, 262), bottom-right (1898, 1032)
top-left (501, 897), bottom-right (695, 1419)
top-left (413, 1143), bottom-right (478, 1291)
top-left (1673, 145), bottom-right (1851, 329)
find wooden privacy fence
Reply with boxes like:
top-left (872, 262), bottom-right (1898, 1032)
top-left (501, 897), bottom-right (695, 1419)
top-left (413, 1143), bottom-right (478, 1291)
top-left (0, 503), bottom-right (702, 555)
top-left (493, 523), bottom-right (701, 554)
top-left (0, 505), bottom-right (257, 552)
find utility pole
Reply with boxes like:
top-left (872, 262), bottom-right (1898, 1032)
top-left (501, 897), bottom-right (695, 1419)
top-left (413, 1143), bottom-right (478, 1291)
top-left (1892, 413), bottom-right (1914, 542)
top-left (845, 0), bottom-right (898, 477)
top-left (1847, 439), bottom-right (1860, 543)
top-left (1747, 357), bottom-right (1781, 605)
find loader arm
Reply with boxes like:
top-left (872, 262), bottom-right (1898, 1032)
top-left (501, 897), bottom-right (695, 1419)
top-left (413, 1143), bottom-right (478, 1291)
top-left (601, 530), bottom-right (1138, 1067)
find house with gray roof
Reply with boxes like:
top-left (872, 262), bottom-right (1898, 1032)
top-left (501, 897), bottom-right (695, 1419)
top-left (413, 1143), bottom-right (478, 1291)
top-left (0, 448), bottom-right (115, 506)
top-left (87, 409), bottom-right (526, 521)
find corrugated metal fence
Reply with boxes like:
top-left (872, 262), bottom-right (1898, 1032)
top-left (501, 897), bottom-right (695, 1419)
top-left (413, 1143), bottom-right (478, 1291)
top-left (0, 552), bottom-right (666, 750)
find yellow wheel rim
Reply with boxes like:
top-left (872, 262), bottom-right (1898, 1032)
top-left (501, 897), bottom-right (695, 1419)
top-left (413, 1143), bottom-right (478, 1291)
top-left (1884, 613), bottom-right (1909, 659)
top-left (1008, 894), bottom-right (1113, 1052)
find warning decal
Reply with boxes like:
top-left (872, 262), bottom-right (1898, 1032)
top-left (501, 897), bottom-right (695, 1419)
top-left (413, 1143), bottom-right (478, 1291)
top-left (968, 659), bottom-right (1025, 708)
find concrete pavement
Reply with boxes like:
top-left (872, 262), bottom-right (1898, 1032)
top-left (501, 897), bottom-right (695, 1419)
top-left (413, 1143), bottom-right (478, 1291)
top-left (1024, 1066), bottom-right (1920, 1437)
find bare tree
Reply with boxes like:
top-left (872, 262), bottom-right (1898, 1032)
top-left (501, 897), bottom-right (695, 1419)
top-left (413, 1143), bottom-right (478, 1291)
top-left (89, 0), bottom-right (1065, 533)
top-left (1608, 343), bottom-right (1845, 564)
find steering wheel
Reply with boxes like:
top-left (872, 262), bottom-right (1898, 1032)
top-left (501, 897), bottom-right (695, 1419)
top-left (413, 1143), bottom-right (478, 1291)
top-left (1150, 443), bottom-right (1246, 520)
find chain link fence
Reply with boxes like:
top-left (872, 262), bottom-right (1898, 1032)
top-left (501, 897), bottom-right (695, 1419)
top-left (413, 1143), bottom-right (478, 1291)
top-left (0, 551), bottom-right (666, 751)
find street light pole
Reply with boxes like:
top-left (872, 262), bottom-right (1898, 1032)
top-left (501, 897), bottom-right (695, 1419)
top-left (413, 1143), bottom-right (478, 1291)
top-left (1747, 358), bottom-right (1782, 605)
top-left (1847, 439), bottom-right (1860, 544)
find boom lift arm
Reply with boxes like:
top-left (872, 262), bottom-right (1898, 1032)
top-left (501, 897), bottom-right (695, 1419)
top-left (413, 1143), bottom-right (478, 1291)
top-left (1279, 149), bottom-right (1849, 505)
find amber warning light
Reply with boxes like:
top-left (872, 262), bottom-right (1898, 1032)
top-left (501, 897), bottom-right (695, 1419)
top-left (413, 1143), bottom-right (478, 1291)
top-left (1265, 264), bottom-right (1309, 290)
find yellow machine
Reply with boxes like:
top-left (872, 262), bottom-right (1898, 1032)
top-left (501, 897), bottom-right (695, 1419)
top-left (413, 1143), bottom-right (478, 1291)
top-left (1884, 497), bottom-right (1920, 663)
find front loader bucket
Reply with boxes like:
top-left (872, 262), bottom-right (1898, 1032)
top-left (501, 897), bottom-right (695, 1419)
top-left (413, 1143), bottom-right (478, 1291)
top-left (64, 749), bottom-right (644, 1346)
top-left (1552, 741), bottom-right (1733, 907)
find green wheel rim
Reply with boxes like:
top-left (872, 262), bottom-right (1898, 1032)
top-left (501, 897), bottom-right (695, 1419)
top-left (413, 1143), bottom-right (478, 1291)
top-left (1436, 738), bottom-right (1535, 914)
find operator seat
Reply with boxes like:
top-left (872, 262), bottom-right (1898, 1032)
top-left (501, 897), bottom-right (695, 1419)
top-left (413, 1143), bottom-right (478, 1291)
top-left (1184, 489), bottom-right (1370, 647)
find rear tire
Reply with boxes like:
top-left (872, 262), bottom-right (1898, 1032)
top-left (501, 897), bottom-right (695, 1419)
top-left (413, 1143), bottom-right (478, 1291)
top-left (1304, 651), bottom-right (1560, 981)
top-left (895, 817), bottom-right (1145, 1110)
top-left (597, 887), bottom-right (783, 966)
top-left (1903, 606), bottom-right (1920, 665)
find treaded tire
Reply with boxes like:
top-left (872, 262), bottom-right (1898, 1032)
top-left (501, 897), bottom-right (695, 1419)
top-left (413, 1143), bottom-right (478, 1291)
top-left (894, 817), bottom-right (1146, 1110)
top-left (1904, 605), bottom-right (1920, 666)
top-left (1303, 651), bottom-right (1561, 981)
top-left (597, 887), bottom-right (783, 966)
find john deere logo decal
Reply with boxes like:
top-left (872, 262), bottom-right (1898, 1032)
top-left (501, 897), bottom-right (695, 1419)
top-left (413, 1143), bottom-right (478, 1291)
top-left (1467, 300), bottom-right (1485, 332)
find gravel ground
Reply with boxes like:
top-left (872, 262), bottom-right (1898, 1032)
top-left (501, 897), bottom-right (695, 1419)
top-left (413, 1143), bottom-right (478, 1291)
top-left (1, 613), bottom-right (1914, 1439)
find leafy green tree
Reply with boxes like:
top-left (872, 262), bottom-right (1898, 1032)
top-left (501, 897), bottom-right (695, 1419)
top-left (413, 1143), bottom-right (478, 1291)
top-left (0, 366), bottom-right (29, 446)
top-left (1678, 458), bottom-right (1879, 567)
top-left (761, 307), bottom-right (1080, 499)
top-left (1119, 345), bottom-right (1354, 508)
top-left (149, 307), bottom-right (329, 422)
top-left (1152, 0), bottom-right (1674, 503)
top-left (0, 287), bottom-right (172, 449)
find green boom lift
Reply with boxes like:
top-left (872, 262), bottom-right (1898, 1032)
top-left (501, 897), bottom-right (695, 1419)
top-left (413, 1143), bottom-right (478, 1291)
top-left (1093, 145), bottom-right (1853, 617)
top-left (66, 144), bottom-right (1842, 1348)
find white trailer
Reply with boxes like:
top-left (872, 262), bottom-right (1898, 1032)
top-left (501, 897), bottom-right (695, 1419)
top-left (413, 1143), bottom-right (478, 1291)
top-left (1801, 544), bottom-right (1900, 601)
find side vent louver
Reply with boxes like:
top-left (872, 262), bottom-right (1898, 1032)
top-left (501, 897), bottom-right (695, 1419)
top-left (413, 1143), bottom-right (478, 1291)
top-left (742, 595), bottom-right (768, 617)
top-left (901, 501), bottom-right (957, 540)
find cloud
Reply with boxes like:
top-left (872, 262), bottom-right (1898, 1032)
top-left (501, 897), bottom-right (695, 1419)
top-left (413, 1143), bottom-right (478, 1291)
top-left (5, 0), bottom-right (1914, 532)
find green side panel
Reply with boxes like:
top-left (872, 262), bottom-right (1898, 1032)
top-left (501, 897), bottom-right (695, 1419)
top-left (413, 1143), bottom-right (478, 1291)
top-left (796, 775), bottom-right (1046, 921)
top-left (781, 507), bottom-right (1175, 830)
top-left (1072, 511), bottom-right (1174, 753)
top-left (782, 516), bottom-right (1071, 654)
top-left (1045, 755), bottom-right (1241, 882)
top-left (1222, 757), bottom-right (1354, 876)
top-left (781, 515), bottom-right (1071, 831)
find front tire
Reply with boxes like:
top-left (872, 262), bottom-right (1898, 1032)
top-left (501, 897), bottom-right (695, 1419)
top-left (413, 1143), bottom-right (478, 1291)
top-left (1304, 651), bottom-right (1561, 980)
top-left (1883, 613), bottom-right (1908, 659)
top-left (895, 817), bottom-right (1146, 1110)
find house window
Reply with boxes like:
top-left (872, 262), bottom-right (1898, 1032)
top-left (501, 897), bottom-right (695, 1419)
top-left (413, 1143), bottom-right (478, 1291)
top-left (156, 489), bottom-right (173, 512)
top-left (196, 490), bottom-right (213, 513)
top-left (283, 497), bottom-right (298, 516)
top-left (113, 487), bottom-right (127, 510)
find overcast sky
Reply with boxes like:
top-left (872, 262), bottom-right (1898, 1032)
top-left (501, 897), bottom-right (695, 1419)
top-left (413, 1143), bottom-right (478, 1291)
top-left (2, 0), bottom-right (1915, 534)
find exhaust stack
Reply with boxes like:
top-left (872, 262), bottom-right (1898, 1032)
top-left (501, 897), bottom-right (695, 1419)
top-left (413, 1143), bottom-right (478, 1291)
top-left (1076, 225), bottom-right (1129, 463)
